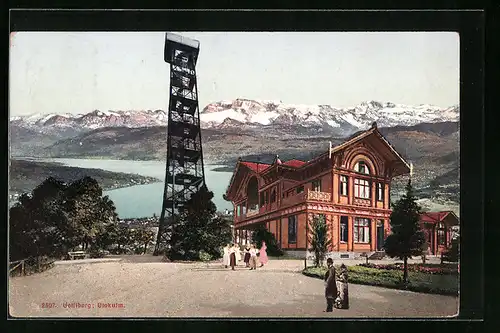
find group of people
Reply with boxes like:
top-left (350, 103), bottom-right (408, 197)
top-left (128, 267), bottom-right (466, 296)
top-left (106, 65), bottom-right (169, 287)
top-left (324, 258), bottom-right (349, 311)
top-left (222, 242), bottom-right (268, 270)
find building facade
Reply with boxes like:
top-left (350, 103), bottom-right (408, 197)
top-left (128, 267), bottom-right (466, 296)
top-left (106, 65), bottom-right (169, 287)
top-left (224, 123), bottom-right (411, 256)
top-left (420, 211), bottom-right (459, 255)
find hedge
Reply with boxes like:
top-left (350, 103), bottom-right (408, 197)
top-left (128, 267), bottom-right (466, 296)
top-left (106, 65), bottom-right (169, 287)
top-left (303, 265), bottom-right (458, 296)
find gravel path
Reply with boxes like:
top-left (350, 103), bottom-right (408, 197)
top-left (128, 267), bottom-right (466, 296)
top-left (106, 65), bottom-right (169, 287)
top-left (9, 257), bottom-right (458, 318)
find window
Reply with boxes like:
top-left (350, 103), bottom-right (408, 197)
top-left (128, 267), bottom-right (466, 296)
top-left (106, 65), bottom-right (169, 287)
top-left (264, 192), bottom-right (269, 204)
top-left (312, 179), bottom-right (321, 192)
top-left (288, 216), bottom-right (297, 243)
top-left (340, 216), bottom-right (348, 242)
top-left (270, 189), bottom-right (276, 203)
top-left (354, 179), bottom-right (371, 199)
top-left (237, 206), bottom-right (241, 216)
top-left (260, 192), bottom-right (265, 206)
top-left (296, 186), bottom-right (304, 194)
top-left (355, 161), bottom-right (370, 174)
top-left (340, 175), bottom-right (348, 196)
top-left (437, 222), bottom-right (446, 246)
top-left (377, 183), bottom-right (384, 201)
top-left (354, 218), bottom-right (370, 243)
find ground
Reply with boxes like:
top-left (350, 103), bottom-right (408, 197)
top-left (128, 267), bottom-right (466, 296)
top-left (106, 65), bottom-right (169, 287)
top-left (9, 256), bottom-right (458, 318)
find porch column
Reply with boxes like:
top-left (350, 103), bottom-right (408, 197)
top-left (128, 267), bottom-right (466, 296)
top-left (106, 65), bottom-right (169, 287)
top-left (433, 225), bottom-right (438, 255)
top-left (347, 216), bottom-right (353, 252)
top-left (348, 177), bottom-right (353, 205)
top-left (371, 181), bottom-right (376, 207)
top-left (370, 218), bottom-right (376, 251)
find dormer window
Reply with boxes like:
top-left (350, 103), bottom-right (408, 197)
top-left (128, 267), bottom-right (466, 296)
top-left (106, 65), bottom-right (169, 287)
top-left (355, 161), bottom-right (370, 174)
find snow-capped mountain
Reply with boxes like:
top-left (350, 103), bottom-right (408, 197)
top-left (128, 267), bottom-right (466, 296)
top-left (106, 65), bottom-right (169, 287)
top-left (9, 99), bottom-right (459, 136)
top-left (10, 109), bottom-right (169, 133)
top-left (200, 99), bottom-right (459, 130)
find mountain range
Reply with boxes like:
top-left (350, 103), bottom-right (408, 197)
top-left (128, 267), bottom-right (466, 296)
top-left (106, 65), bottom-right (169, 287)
top-left (9, 98), bottom-right (460, 213)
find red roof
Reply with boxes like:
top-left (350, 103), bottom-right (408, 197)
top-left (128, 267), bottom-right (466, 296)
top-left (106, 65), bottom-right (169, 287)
top-left (282, 159), bottom-right (306, 168)
top-left (240, 161), bottom-right (271, 173)
top-left (420, 211), bottom-right (456, 223)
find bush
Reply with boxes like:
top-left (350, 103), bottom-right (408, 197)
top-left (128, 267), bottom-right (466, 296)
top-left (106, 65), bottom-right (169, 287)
top-left (302, 264), bottom-right (458, 296)
top-left (251, 225), bottom-right (283, 257)
top-left (89, 249), bottom-right (106, 258)
top-left (443, 237), bottom-right (459, 262)
top-left (199, 251), bottom-right (212, 262)
top-left (358, 263), bottom-right (458, 275)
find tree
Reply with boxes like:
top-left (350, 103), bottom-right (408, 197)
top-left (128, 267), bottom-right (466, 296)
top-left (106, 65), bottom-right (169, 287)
top-left (443, 236), bottom-right (459, 263)
top-left (9, 178), bottom-right (71, 261)
top-left (131, 226), bottom-right (155, 254)
top-left (384, 179), bottom-right (426, 285)
top-left (251, 225), bottom-right (283, 257)
top-left (9, 176), bottom-right (119, 263)
top-left (65, 177), bottom-right (117, 250)
top-left (307, 214), bottom-right (332, 267)
top-left (167, 185), bottom-right (232, 261)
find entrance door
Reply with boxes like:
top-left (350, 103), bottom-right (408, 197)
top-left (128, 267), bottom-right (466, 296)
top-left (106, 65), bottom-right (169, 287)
top-left (376, 220), bottom-right (385, 251)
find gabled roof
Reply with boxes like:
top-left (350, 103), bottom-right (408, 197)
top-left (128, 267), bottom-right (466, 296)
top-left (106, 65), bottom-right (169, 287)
top-left (420, 211), bottom-right (459, 225)
top-left (240, 161), bottom-right (271, 173)
top-left (282, 159), bottom-right (307, 168)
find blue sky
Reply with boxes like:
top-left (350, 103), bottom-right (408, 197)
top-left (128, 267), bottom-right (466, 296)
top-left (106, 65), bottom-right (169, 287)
top-left (9, 32), bottom-right (459, 116)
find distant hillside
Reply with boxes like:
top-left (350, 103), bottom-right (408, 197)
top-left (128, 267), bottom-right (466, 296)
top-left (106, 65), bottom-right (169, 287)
top-left (9, 159), bottom-right (160, 196)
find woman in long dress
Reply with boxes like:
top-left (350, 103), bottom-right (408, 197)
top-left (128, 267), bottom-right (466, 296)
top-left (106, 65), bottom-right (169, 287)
top-left (335, 264), bottom-right (349, 309)
top-left (234, 244), bottom-right (242, 264)
top-left (243, 244), bottom-right (251, 267)
top-left (222, 244), bottom-right (230, 268)
top-left (258, 241), bottom-right (268, 267)
top-left (229, 244), bottom-right (237, 270)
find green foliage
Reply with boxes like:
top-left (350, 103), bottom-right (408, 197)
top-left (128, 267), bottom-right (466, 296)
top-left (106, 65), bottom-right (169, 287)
top-left (302, 264), bottom-right (458, 296)
top-left (130, 226), bottom-right (155, 254)
top-left (384, 179), bottom-right (426, 284)
top-left (167, 185), bottom-right (232, 261)
top-left (9, 176), bottom-right (118, 262)
top-left (199, 250), bottom-right (212, 262)
top-left (251, 225), bottom-right (284, 257)
top-left (443, 236), bottom-right (459, 262)
top-left (307, 214), bottom-right (332, 267)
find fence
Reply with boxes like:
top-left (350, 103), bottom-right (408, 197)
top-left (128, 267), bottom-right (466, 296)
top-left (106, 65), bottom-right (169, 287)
top-left (9, 257), bottom-right (56, 277)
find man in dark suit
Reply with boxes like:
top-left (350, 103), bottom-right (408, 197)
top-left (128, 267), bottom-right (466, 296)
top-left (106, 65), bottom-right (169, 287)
top-left (324, 258), bottom-right (337, 312)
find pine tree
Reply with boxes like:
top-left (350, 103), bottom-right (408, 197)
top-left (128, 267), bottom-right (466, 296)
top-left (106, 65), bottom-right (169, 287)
top-left (384, 179), bottom-right (426, 285)
top-left (307, 214), bottom-right (332, 267)
top-left (167, 185), bottom-right (232, 261)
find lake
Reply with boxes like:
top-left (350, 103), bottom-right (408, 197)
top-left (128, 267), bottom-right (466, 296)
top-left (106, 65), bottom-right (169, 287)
top-left (37, 158), bottom-right (234, 218)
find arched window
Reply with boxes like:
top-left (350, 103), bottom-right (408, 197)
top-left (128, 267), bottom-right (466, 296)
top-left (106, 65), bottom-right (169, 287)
top-left (354, 160), bottom-right (370, 174)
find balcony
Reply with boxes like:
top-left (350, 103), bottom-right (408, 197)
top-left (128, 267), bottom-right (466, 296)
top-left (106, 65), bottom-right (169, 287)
top-left (353, 198), bottom-right (371, 207)
top-left (306, 190), bottom-right (331, 202)
top-left (234, 190), bottom-right (333, 225)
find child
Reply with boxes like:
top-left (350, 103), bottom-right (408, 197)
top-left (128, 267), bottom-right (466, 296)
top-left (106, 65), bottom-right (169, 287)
top-left (324, 258), bottom-right (337, 312)
top-left (335, 263), bottom-right (349, 309)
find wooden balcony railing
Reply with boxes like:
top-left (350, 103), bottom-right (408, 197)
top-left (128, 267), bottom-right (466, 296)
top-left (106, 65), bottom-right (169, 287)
top-left (306, 190), bottom-right (331, 202)
top-left (247, 209), bottom-right (259, 217)
top-left (353, 198), bottom-right (371, 207)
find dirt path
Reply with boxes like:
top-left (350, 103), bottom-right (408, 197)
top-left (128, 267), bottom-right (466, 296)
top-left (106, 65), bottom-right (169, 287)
top-left (9, 257), bottom-right (458, 318)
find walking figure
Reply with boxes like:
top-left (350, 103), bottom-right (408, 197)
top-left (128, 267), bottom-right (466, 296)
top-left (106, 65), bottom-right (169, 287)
top-left (258, 241), bottom-right (268, 267)
top-left (335, 263), bottom-right (349, 309)
top-left (324, 258), bottom-right (337, 312)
